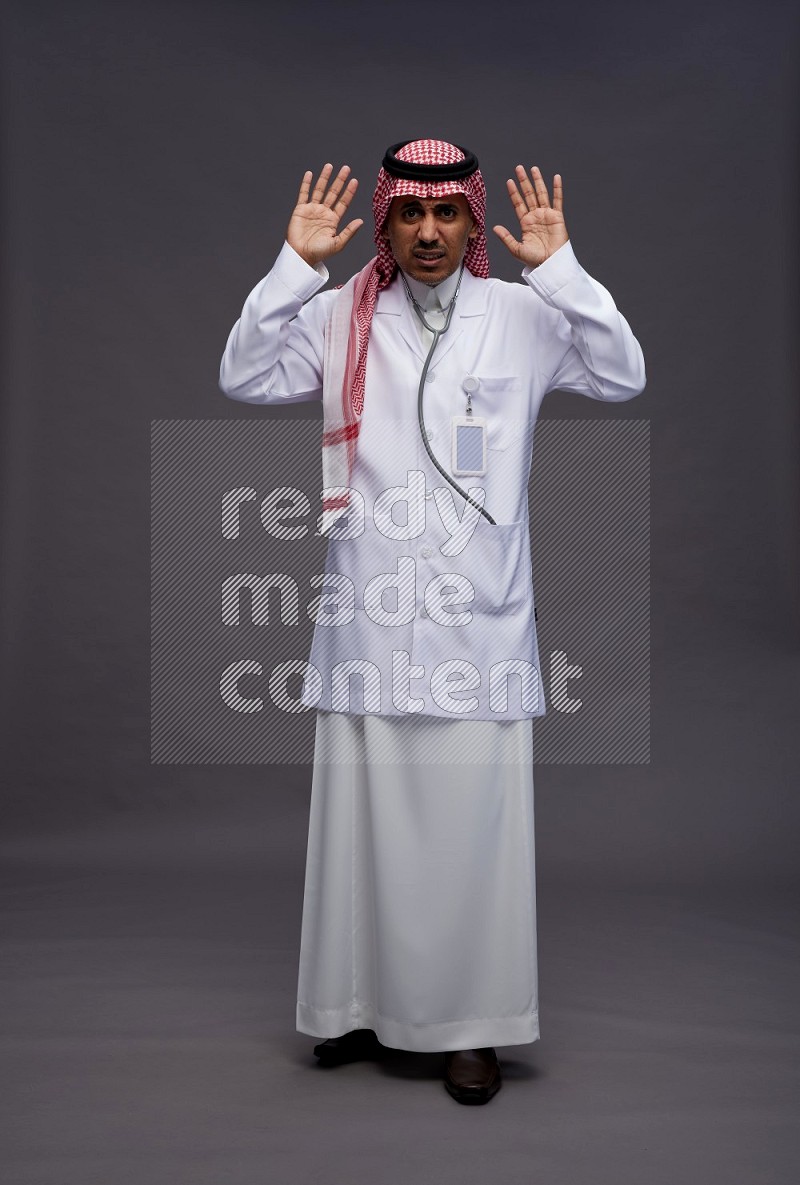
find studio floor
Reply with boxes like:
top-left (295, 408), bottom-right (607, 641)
top-left (2, 788), bottom-right (798, 1185)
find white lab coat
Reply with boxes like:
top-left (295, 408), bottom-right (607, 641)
top-left (219, 238), bottom-right (646, 721)
top-left (221, 236), bottom-right (645, 1051)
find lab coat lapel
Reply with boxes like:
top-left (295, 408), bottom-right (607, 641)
top-left (376, 269), bottom-right (487, 366)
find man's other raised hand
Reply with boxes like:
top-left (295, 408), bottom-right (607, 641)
top-left (493, 165), bottom-right (569, 268)
top-left (287, 164), bottom-right (364, 267)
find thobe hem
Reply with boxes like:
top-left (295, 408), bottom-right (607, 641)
top-left (296, 1000), bottom-right (539, 1053)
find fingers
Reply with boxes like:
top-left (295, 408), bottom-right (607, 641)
top-left (552, 173), bottom-right (563, 214)
top-left (506, 165), bottom-right (548, 225)
top-left (332, 177), bottom-right (359, 218)
top-left (511, 165), bottom-right (562, 212)
top-left (530, 165), bottom-right (551, 207)
top-left (505, 177), bottom-right (529, 222)
top-left (297, 170), bottom-right (313, 204)
top-left (303, 163), bottom-right (360, 209)
top-left (332, 218), bottom-right (364, 252)
top-left (310, 163), bottom-right (334, 204)
top-left (492, 224), bottom-right (521, 258)
top-left (322, 165), bottom-right (353, 209)
top-left (515, 165), bottom-right (540, 209)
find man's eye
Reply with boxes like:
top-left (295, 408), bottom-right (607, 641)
top-left (403, 209), bottom-right (420, 219)
top-left (439, 208), bottom-right (456, 218)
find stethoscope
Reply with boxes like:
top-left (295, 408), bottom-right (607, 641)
top-left (399, 265), bottom-right (497, 527)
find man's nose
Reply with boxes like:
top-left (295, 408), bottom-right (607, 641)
top-left (417, 214), bottom-right (440, 243)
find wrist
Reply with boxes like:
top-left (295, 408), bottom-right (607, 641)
top-left (287, 242), bottom-right (316, 268)
top-left (280, 241), bottom-right (330, 287)
top-left (525, 237), bottom-right (570, 269)
top-left (286, 240), bottom-right (324, 269)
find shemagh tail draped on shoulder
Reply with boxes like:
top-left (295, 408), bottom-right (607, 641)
top-left (319, 138), bottom-right (489, 536)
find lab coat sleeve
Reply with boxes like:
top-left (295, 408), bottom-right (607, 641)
top-left (218, 241), bottom-right (336, 404)
top-left (522, 240), bottom-right (646, 402)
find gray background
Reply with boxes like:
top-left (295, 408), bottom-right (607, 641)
top-left (1, 0), bottom-right (798, 1181)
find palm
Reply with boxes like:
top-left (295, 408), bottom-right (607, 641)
top-left (518, 205), bottom-right (566, 256)
top-left (493, 166), bottom-right (570, 268)
top-left (287, 164), bottom-right (363, 266)
top-left (289, 202), bottom-right (342, 261)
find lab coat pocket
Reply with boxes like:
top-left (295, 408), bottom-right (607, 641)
top-left (447, 518), bottom-right (530, 617)
top-left (476, 376), bottom-right (529, 452)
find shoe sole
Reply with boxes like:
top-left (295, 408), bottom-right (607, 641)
top-left (313, 1035), bottom-right (382, 1065)
top-left (444, 1077), bottom-right (502, 1104)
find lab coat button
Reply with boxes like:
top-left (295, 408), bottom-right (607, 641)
top-left (426, 370), bottom-right (436, 383)
top-left (421, 545), bottom-right (433, 559)
top-left (425, 489), bottom-right (433, 500)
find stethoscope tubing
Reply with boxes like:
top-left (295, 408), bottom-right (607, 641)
top-left (402, 266), bottom-right (496, 527)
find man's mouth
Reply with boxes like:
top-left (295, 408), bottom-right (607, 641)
top-left (414, 252), bottom-right (445, 262)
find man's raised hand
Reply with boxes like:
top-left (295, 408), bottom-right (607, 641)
top-left (493, 166), bottom-right (569, 268)
top-left (287, 164), bottom-right (363, 267)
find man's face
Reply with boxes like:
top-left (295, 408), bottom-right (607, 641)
top-left (381, 194), bottom-right (478, 286)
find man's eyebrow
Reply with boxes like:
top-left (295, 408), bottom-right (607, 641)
top-left (398, 198), bottom-right (459, 208)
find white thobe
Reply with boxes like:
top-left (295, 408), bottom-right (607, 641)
top-left (297, 270), bottom-right (537, 1050)
top-left (296, 709), bottom-right (537, 1052)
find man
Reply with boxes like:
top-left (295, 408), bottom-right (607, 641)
top-left (219, 139), bottom-right (645, 1104)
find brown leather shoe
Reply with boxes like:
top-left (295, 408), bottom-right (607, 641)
top-left (313, 1028), bottom-right (381, 1065)
top-left (443, 1047), bottom-right (502, 1104)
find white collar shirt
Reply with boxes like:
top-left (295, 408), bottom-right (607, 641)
top-left (399, 267), bottom-right (462, 352)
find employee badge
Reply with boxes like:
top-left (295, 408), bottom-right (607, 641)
top-left (452, 374), bottom-right (487, 477)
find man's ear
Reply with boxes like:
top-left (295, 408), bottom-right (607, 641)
top-left (468, 220), bottom-right (478, 240)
